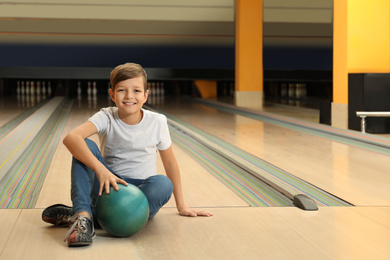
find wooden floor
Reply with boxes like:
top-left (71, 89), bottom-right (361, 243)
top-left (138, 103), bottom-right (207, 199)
top-left (1, 94), bottom-right (390, 260)
top-left (152, 98), bottom-right (390, 206)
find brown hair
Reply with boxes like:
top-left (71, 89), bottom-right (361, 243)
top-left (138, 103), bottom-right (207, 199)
top-left (110, 63), bottom-right (147, 91)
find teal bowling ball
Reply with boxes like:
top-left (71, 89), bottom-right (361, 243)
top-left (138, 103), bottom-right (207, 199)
top-left (96, 184), bottom-right (149, 237)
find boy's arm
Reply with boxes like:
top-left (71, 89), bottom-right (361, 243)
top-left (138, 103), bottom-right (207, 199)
top-left (159, 146), bottom-right (213, 217)
top-left (63, 121), bottom-right (127, 195)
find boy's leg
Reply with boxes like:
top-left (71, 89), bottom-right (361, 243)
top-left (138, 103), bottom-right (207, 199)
top-left (43, 139), bottom-right (109, 246)
top-left (71, 139), bottom-right (106, 218)
top-left (42, 139), bottom-right (105, 224)
top-left (136, 175), bottom-right (173, 219)
top-left (67, 139), bottom-right (114, 246)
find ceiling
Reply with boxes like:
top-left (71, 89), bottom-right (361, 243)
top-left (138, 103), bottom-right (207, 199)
top-left (0, 0), bottom-right (333, 48)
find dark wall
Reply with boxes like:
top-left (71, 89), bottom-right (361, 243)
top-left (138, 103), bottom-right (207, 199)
top-left (0, 44), bottom-right (235, 69)
top-left (263, 47), bottom-right (333, 70)
top-left (0, 44), bottom-right (332, 71)
top-left (349, 73), bottom-right (390, 133)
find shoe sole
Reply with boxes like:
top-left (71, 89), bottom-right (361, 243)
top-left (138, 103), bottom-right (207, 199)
top-left (68, 242), bottom-right (92, 247)
top-left (67, 232), bottom-right (96, 247)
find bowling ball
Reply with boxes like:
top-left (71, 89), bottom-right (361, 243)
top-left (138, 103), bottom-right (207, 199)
top-left (96, 184), bottom-right (149, 237)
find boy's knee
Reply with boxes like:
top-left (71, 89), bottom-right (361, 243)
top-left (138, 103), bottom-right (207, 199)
top-left (141, 175), bottom-right (173, 199)
top-left (154, 175), bottom-right (173, 193)
top-left (143, 175), bottom-right (173, 219)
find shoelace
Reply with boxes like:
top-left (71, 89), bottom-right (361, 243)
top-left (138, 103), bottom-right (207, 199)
top-left (64, 215), bottom-right (88, 242)
top-left (56, 214), bottom-right (72, 226)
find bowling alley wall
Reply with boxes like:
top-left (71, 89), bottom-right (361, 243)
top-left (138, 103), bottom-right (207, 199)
top-left (0, 0), bottom-right (333, 121)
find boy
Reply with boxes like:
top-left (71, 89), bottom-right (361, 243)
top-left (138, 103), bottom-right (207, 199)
top-left (42, 63), bottom-right (213, 247)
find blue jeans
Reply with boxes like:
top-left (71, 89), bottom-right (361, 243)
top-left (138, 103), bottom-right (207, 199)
top-left (71, 139), bottom-right (173, 220)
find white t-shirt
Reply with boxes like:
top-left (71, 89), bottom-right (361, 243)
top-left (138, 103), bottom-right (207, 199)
top-left (89, 107), bottom-right (172, 179)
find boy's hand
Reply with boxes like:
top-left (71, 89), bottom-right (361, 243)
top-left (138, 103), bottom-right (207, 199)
top-left (178, 205), bottom-right (213, 217)
top-left (96, 168), bottom-right (128, 196)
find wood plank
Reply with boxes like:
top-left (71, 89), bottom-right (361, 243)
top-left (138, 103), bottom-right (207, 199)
top-left (0, 209), bottom-right (21, 254)
top-left (352, 207), bottom-right (390, 228)
top-left (2, 207), bottom-right (390, 259)
top-left (273, 207), bottom-right (390, 259)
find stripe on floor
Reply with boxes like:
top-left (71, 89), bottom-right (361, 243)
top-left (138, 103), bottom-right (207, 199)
top-left (0, 98), bottom-right (73, 209)
top-left (170, 125), bottom-right (293, 207)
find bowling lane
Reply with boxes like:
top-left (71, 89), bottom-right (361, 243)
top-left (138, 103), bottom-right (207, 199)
top-left (150, 97), bottom-right (390, 206)
top-left (36, 95), bottom-right (247, 209)
top-left (0, 94), bottom-right (47, 126)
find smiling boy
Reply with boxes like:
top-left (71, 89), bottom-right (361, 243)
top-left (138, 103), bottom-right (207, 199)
top-left (42, 63), bottom-right (212, 247)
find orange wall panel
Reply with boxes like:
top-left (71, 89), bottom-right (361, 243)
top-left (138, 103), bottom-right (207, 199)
top-left (333, 0), bottom-right (349, 104)
top-left (235, 0), bottom-right (263, 92)
top-left (194, 80), bottom-right (217, 99)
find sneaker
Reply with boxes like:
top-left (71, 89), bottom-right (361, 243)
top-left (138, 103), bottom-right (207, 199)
top-left (64, 215), bottom-right (96, 247)
top-left (42, 204), bottom-right (73, 227)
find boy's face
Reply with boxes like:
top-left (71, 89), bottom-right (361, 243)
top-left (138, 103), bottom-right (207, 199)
top-left (109, 76), bottom-right (148, 120)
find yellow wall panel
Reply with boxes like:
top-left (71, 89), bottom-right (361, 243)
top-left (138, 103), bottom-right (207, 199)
top-left (347, 0), bottom-right (390, 73)
top-left (333, 0), bottom-right (390, 105)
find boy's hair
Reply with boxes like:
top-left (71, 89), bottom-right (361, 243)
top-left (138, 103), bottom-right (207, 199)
top-left (110, 63), bottom-right (148, 91)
